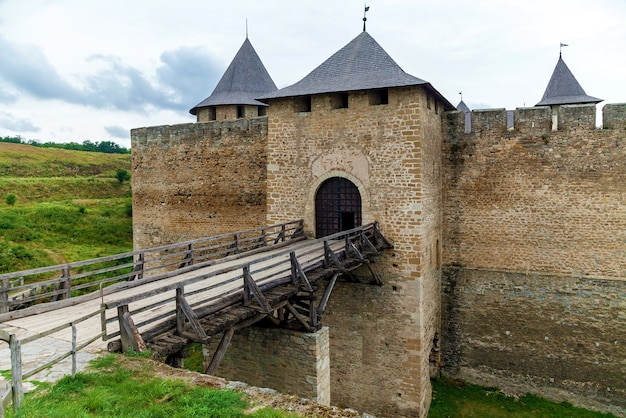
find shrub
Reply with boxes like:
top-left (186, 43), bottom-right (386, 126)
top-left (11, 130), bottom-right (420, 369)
top-left (115, 168), bottom-right (131, 185)
top-left (5, 193), bottom-right (17, 206)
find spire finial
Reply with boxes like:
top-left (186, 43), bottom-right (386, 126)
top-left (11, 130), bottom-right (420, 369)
top-left (559, 42), bottom-right (568, 57)
top-left (246, 18), bottom-right (249, 39)
top-left (363, 4), bottom-right (369, 31)
top-left (459, 91), bottom-right (463, 101)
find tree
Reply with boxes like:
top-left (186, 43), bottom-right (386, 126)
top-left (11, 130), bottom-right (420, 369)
top-left (115, 169), bottom-right (131, 185)
top-left (5, 193), bottom-right (17, 206)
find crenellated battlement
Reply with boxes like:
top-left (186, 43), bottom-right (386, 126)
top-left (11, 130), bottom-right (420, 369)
top-left (448, 103), bottom-right (626, 135)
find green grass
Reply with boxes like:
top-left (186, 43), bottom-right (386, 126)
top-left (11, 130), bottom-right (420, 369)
top-left (0, 198), bottom-right (132, 272)
top-left (6, 355), bottom-right (293, 418)
top-left (0, 143), bottom-right (132, 273)
top-left (428, 377), bottom-right (617, 418)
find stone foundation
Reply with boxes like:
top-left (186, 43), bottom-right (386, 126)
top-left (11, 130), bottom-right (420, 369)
top-left (203, 326), bottom-right (330, 405)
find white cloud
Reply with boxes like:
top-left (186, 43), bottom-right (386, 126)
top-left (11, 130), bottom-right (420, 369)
top-left (0, 0), bottom-right (624, 146)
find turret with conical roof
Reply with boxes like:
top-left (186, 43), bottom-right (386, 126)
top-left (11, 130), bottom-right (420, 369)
top-left (536, 54), bottom-right (602, 107)
top-left (190, 37), bottom-right (277, 121)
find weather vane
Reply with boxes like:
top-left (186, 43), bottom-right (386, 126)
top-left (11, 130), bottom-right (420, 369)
top-left (560, 42), bottom-right (568, 56)
top-left (363, 4), bottom-right (369, 32)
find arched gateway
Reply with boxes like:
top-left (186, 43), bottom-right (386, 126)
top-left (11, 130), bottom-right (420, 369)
top-left (315, 177), bottom-right (362, 238)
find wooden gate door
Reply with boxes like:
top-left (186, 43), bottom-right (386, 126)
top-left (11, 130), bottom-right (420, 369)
top-left (315, 177), bottom-right (362, 238)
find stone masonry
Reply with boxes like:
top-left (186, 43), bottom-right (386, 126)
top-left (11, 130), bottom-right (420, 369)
top-left (442, 104), bottom-right (626, 416)
top-left (131, 118), bottom-right (267, 250)
top-left (264, 86), bottom-right (444, 417)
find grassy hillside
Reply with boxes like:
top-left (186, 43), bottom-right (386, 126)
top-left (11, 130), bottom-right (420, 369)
top-left (0, 142), bottom-right (130, 177)
top-left (0, 143), bottom-right (132, 273)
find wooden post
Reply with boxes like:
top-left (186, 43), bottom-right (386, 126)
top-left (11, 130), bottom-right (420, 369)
top-left (202, 344), bottom-right (211, 374)
top-left (188, 243), bottom-right (195, 266)
top-left (117, 305), bottom-right (131, 352)
top-left (10, 334), bottom-right (23, 413)
top-left (323, 241), bottom-right (330, 268)
top-left (233, 234), bottom-right (239, 255)
top-left (61, 265), bottom-right (71, 300)
top-left (176, 288), bottom-right (185, 334)
top-left (71, 323), bottom-right (77, 378)
top-left (132, 252), bottom-right (144, 281)
top-left (0, 277), bottom-right (8, 314)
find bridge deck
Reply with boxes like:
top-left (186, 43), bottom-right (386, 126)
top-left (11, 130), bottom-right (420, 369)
top-left (1, 222), bottom-right (391, 403)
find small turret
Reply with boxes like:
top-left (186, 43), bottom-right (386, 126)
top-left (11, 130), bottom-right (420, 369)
top-left (536, 53), bottom-right (602, 107)
top-left (190, 37), bottom-right (277, 121)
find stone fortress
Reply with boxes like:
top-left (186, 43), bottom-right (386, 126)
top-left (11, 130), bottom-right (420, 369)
top-left (131, 23), bottom-right (626, 418)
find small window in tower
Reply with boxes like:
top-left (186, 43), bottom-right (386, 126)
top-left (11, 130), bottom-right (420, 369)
top-left (427, 95), bottom-right (432, 110)
top-left (237, 105), bottom-right (245, 118)
top-left (258, 106), bottom-right (267, 117)
top-left (435, 101), bottom-right (439, 114)
top-left (294, 96), bottom-right (312, 113)
top-left (331, 93), bottom-right (349, 109)
top-left (208, 106), bottom-right (216, 121)
top-left (369, 89), bottom-right (388, 105)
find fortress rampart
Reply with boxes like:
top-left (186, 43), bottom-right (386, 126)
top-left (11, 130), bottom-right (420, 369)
top-left (130, 117), bottom-right (268, 251)
top-left (442, 103), bottom-right (626, 415)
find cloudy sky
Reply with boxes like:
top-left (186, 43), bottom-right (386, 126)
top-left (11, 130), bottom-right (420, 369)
top-left (1, 0), bottom-right (625, 148)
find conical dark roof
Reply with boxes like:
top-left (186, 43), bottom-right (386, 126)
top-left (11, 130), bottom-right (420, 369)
top-left (536, 55), bottom-right (601, 106)
top-left (190, 38), bottom-right (277, 115)
top-left (259, 31), bottom-right (454, 110)
top-left (456, 100), bottom-right (470, 112)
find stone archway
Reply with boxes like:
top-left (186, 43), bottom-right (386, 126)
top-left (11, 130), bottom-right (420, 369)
top-left (315, 177), bottom-right (362, 238)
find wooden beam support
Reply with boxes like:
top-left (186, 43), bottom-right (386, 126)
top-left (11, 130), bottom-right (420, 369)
top-left (176, 287), bottom-right (209, 341)
top-left (285, 302), bottom-right (314, 332)
top-left (119, 309), bottom-right (146, 352)
top-left (318, 273), bottom-right (339, 316)
top-left (242, 266), bottom-right (272, 313)
top-left (290, 251), bottom-right (313, 292)
top-left (204, 328), bottom-right (235, 375)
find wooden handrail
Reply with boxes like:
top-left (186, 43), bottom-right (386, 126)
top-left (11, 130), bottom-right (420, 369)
top-left (0, 220), bottom-right (305, 316)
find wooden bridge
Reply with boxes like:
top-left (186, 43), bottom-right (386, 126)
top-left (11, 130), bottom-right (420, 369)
top-left (0, 220), bottom-right (391, 415)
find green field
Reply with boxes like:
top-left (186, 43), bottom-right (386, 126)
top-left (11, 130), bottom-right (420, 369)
top-left (0, 142), bottom-right (132, 273)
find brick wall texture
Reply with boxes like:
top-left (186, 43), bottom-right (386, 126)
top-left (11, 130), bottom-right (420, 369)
top-left (442, 104), bottom-right (626, 416)
top-left (131, 118), bottom-right (267, 250)
top-left (265, 86), bottom-right (444, 417)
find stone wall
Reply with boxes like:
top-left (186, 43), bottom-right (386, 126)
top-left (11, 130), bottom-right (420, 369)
top-left (442, 267), bottom-right (626, 416)
top-left (203, 327), bottom-right (330, 405)
top-left (131, 118), bottom-right (268, 250)
top-left (442, 104), bottom-right (626, 416)
top-left (265, 85), bottom-right (446, 417)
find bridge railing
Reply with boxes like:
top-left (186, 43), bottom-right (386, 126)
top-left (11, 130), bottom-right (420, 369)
top-left (0, 307), bottom-right (104, 417)
top-left (0, 220), bottom-right (304, 317)
top-left (102, 222), bottom-right (390, 352)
